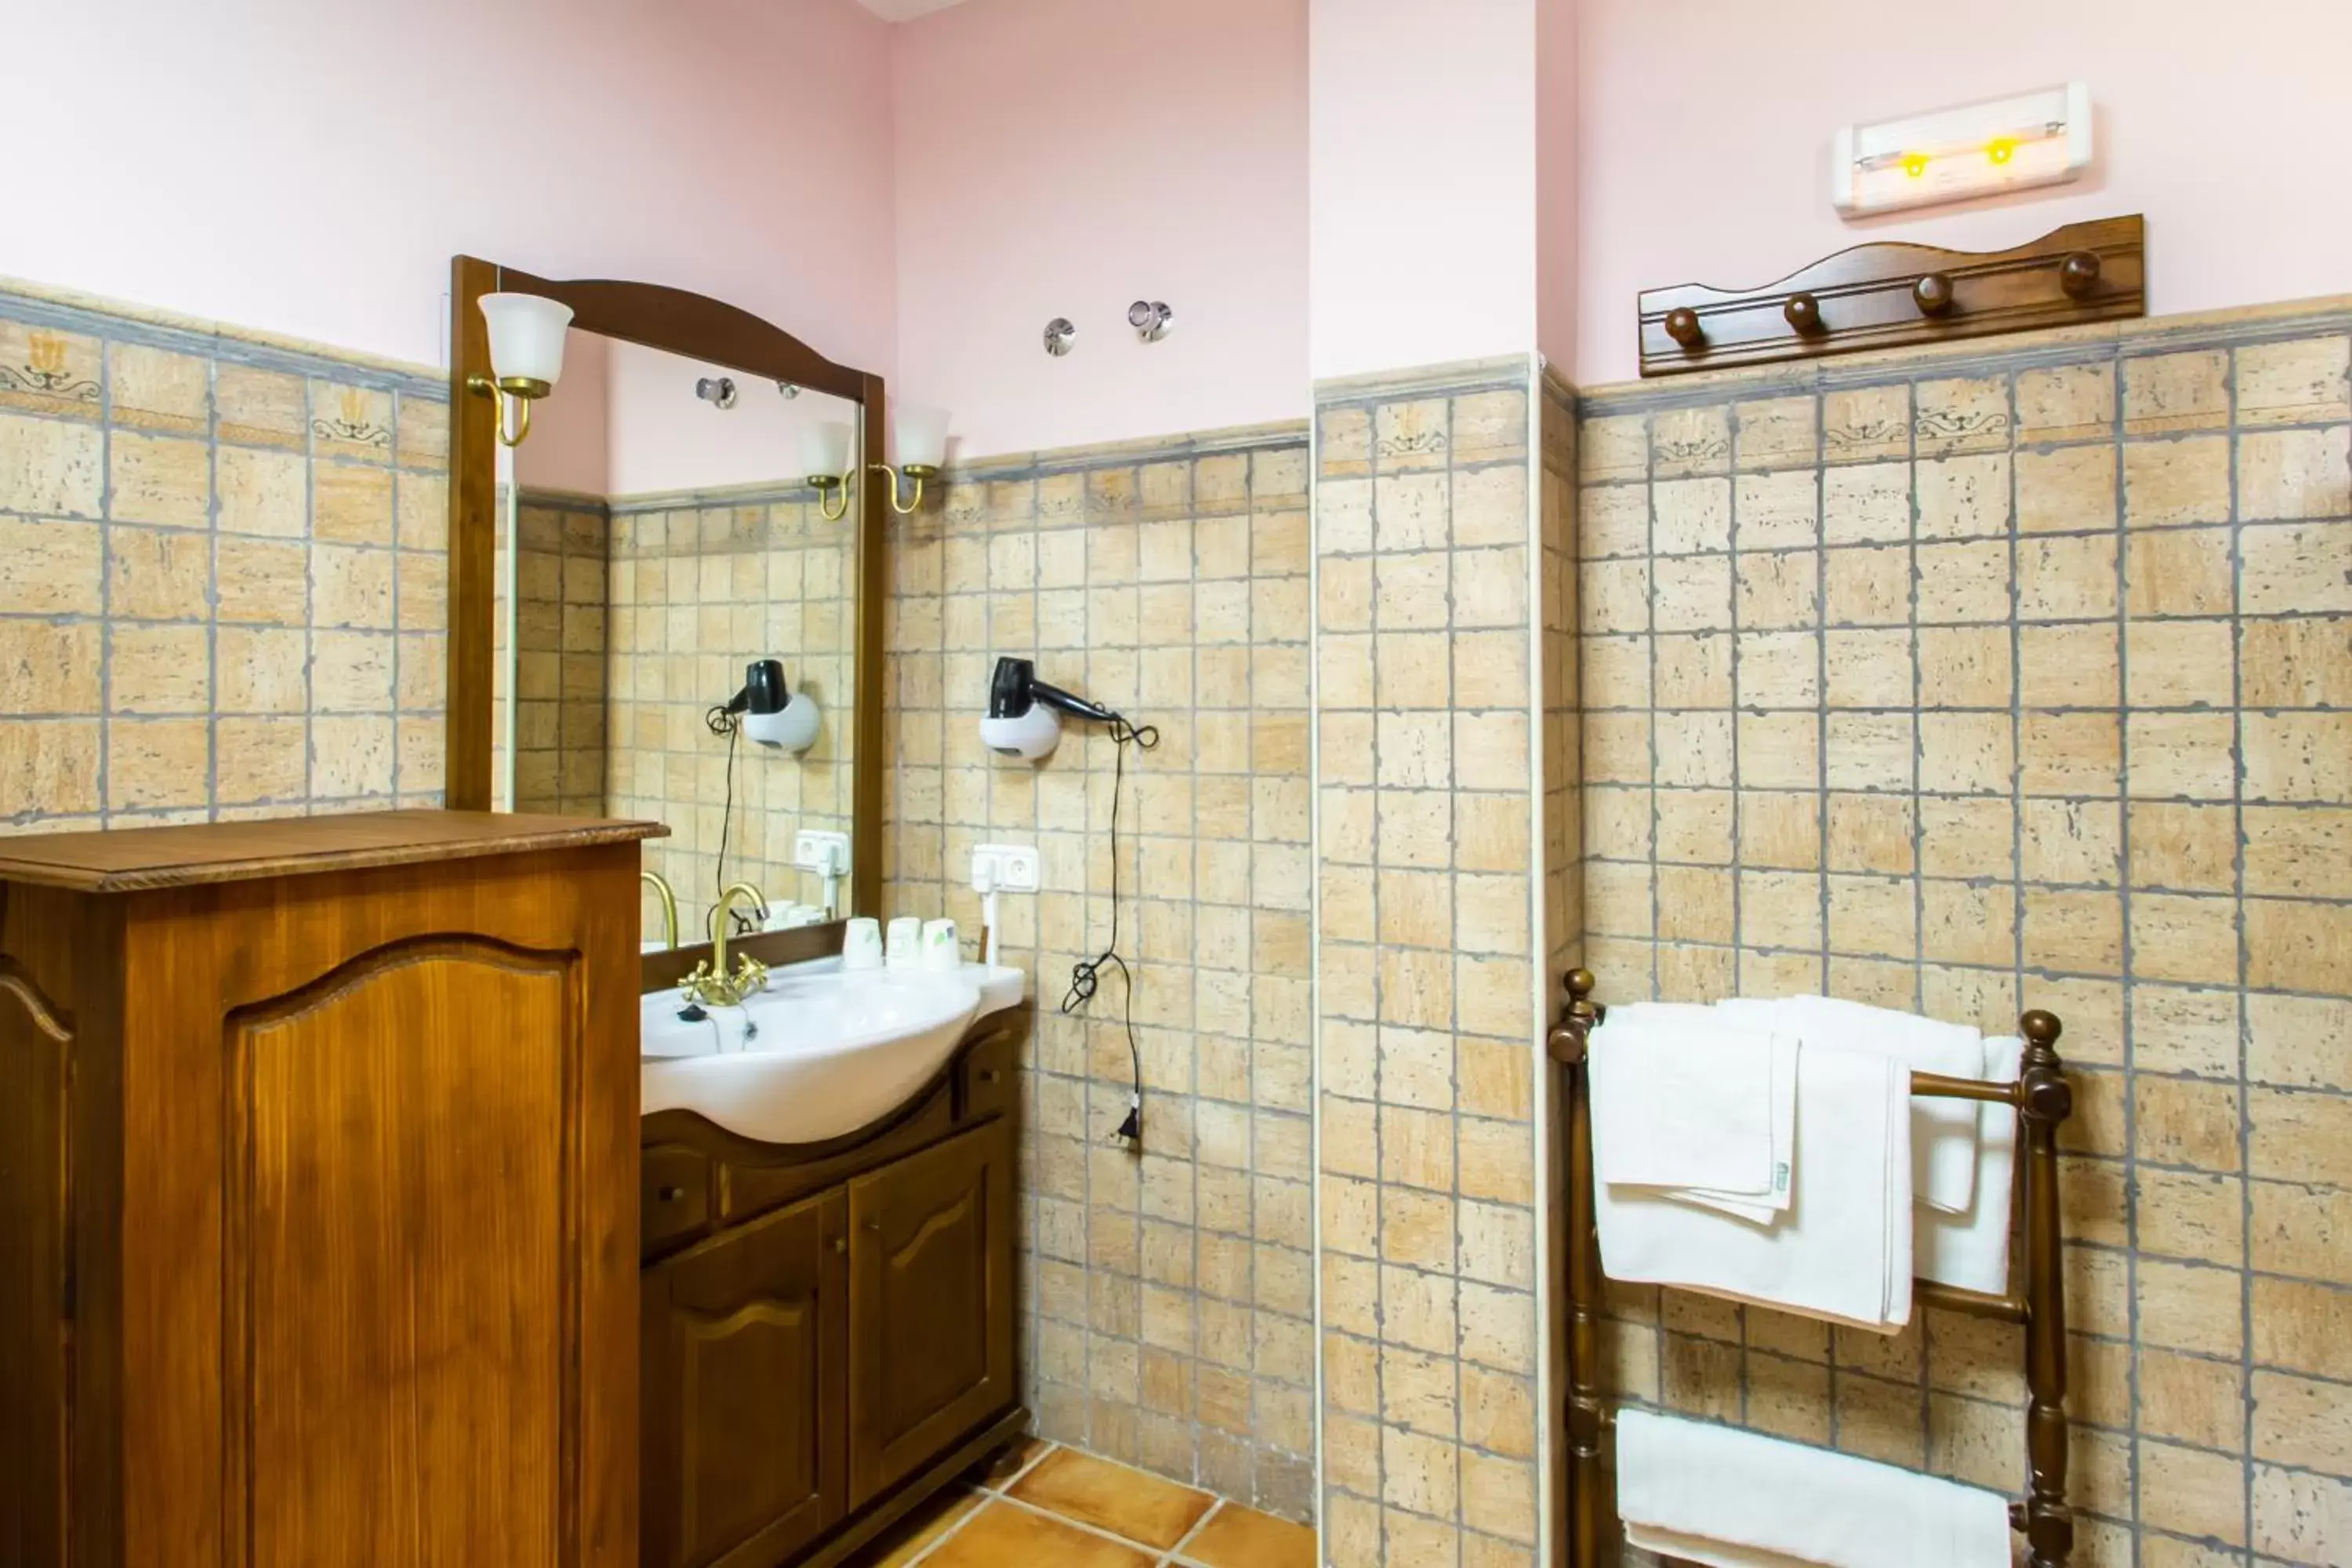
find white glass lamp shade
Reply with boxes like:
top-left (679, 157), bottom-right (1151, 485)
top-left (894, 405), bottom-right (951, 471)
top-left (800, 420), bottom-right (854, 483)
top-left (479, 293), bottom-right (574, 389)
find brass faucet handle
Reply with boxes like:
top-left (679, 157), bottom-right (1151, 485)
top-left (682, 959), bottom-right (739, 1008)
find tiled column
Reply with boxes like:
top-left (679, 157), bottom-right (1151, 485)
top-left (1315, 358), bottom-right (1574, 1568)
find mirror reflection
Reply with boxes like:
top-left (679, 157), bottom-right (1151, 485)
top-left (492, 330), bottom-right (862, 946)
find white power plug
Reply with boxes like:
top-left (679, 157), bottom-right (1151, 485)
top-left (967, 844), bottom-right (1040, 966)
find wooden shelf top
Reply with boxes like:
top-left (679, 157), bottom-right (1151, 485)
top-left (0, 810), bottom-right (670, 893)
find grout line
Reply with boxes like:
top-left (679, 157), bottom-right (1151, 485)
top-left (2226, 343), bottom-right (2259, 1567)
top-left (1159, 1496), bottom-right (1225, 1566)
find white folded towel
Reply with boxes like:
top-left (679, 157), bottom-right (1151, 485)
top-left (1594, 1029), bottom-right (1915, 1330)
top-left (1618, 1410), bottom-right (2015, 1568)
top-left (1589, 1003), bottom-right (1797, 1216)
top-left (1917, 1034), bottom-right (2024, 1297)
top-left (1718, 995), bottom-right (1985, 1214)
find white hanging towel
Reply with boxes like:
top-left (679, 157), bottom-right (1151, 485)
top-left (1617, 1409), bottom-right (2015, 1568)
top-left (1592, 1029), bottom-right (1915, 1330)
top-left (1717, 994), bottom-right (1985, 1214)
top-left (1917, 1034), bottom-right (2025, 1296)
top-left (1588, 1002), bottom-right (1797, 1216)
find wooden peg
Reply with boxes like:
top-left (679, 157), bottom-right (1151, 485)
top-left (1783, 292), bottom-right (1825, 334)
top-left (1663, 307), bottom-right (1704, 347)
top-left (1913, 271), bottom-right (1956, 316)
top-left (2059, 251), bottom-right (2102, 299)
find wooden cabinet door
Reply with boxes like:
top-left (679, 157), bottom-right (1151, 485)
top-left (846, 1121), bottom-right (1015, 1506)
top-left (642, 1190), bottom-right (848, 1568)
top-left (0, 953), bottom-right (72, 1568)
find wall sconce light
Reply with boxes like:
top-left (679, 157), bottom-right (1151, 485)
top-left (800, 419), bottom-right (855, 521)
top-left (1831, 82), bottom-right (2092, 217)
top-left (871, 405), bottom-right (951, 516)
top-left (1128, 300), bottom-right (1173, 343)
top-left (467, 292), bottom-right (574, 446)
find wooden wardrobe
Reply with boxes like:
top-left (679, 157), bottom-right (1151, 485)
top-left (0, 810), bottom-right (662, 1568)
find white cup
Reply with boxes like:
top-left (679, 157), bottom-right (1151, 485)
top-left (885, 916), bottom-right (922, 970)
top-left (921, 919), bottom-right (962, 972)
top-left (841, 916), bottom-right (884, 971)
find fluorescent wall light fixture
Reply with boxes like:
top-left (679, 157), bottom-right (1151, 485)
top-left (1831, 83), bottom-right (2091, 219)
top-left (872, 405), bottom-right (951, 515)
top-left (468, 292), bottom-right (574, 446)
top-left (800, 420), bottom-right (855, 521)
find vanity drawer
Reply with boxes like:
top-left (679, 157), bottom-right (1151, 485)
top-left (958, 1023), bottom-right (1022, 1123)
top-left (642, 1145), bottom-right (713, 1255)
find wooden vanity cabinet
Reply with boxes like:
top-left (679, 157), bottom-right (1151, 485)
top-left (0, 811), bottom-right (662, 1568)
top-left (639, 1011), bottom-right (1026, 1568)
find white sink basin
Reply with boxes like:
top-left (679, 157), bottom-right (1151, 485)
top-left (641, 960), bottom-right (1025, 1145)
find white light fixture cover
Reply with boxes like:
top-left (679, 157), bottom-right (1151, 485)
top-left (800, 419), bottom-right (853, 481)
top-left (479, 292), bottom-right (574, 386)
top-left (1831, 82), bottom-right (2092, 218)
top-left (894, 405), bottom-right (951, 470)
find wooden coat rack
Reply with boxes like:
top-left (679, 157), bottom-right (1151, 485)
top-left (1547, 971), bottom-right (2078, 1566)
top-left (1637, 215), bottom-right (2144, 376)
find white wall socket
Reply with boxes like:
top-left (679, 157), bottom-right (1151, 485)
top-left (971, 844), bottom-right (1040, 893)
top-left (793, 829), bottom-right (851, 874)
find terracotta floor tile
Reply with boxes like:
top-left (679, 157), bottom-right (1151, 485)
top-left (975, 1436), bottom-right (1055, 1490)
top-left (1178, 1503), bottom-right (1318, 1568)
top-left (842, 1486), bottom-right (983, 1568)
top-left (1009, 1446), bottom-right (1217, 1550)
top-left (924, 1501), bottom-right (1156, 1568)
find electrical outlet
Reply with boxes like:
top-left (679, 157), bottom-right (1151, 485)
top-left (971, 844), bottom-right (1040, 893)
top-left (793, 829), bottom-right (851, 874)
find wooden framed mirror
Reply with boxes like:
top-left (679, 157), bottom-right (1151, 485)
top-left (444, 256), bottom-right (887, 932)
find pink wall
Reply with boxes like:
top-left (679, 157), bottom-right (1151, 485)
top-left (515, 331), bottom-right (612, 495)
top-left (1309, 0), bottom-right (1536, 382)
top-left (891, 0), bottom-right (1309, 459)
top-left (3, 0), bottom-right (897, 379)
top-left (1572, 0), bottom-right (2352, 386)
top-left (603, 343), bottom-right (863, 497)
top-left (1535, 0), bottom-right (1578, 372)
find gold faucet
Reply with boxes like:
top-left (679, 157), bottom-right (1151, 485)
top-left (640, 870), bottom-right (680, 950)
top-left (683, 882), bottom-right (770, 1008)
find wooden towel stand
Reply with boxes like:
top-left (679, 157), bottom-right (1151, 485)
top-left (1546, 971), bottom-right (2078, 1566)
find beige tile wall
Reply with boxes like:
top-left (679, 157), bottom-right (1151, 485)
top-left (1577, 311), bottom-right (2352, 1566)
top-left (1313, 362), bottom-right (1554, 1568)
top-left (604, 482), bottom-right (858, 936)
top-left (498, 490), bottom-right (610, 817)
top-left (0, 292), bottom-right (448, 833)
top-left (878, 430), bottom-right (1320, 1520)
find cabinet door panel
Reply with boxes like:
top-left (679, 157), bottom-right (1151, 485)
top-left (847, 1122), bottom-right (1014, 1505)
top-left (227, 936), bottom-right (576, 1568)
top-left (644, 1192), bottom-right (846, 1568)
